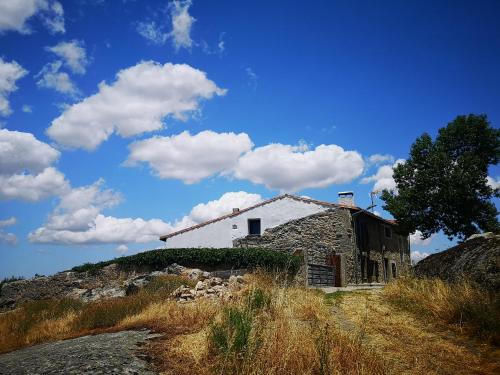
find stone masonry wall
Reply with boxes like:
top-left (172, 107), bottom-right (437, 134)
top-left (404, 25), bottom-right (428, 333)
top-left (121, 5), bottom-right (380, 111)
top-left (233, 208), bottom-right (358, 285)
top-left (356, 213), bottom-right (411, 283)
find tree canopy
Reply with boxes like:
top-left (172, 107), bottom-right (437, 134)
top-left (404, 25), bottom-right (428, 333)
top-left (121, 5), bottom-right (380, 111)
top-left (381, 114), bottom-right (500, 241)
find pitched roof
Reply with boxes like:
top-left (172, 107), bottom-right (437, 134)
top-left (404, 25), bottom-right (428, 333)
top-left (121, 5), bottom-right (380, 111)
top-left (159, 193), bottom-right (397, 241)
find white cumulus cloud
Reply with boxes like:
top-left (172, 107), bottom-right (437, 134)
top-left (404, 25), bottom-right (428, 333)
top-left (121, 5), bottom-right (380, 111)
top-left (187, 191), bottom-right (263, 223)
top-left (126, 130), bottom-right (253, 184)
top-left (0, 128), bottom-right (60, 174)
top-left (29, 179), bottom-right (172, 245)
top-left (46, 61), bottom-right (226, 150)
top-left (410, 230), bottom-right (435, 246)
top-left (116, 244), bottom-right (128, 254)
top-left (411, 250), bottom-right (430, 265)
top-left (36, 61), bottom-right (78, 95)
top-left (169, 0), bottom-right (195, 51)
top-left (0, 216), bottom-right (17, 227)
top-left (0, 128), bottom-right (69, 202)
top-left (233, 143), bottom-right (364, 192)
top-left (46, 40), bottom-right (88, 74)
top-left (136, 21), bottom-right (169, 45)
top-left (487, 176), bottom-right (500, 190)
top-left (0, 230), bottom-right (17, 245)
top-left (361, 159), bottom-right (405, 192)
top-left (367, 153), bottom-right (394, 166)
top-left (29, 189), bottom-right (263, 245)
top-left (0, 167), bottom-right (69, 202)
top-left (40, 0), bottom-right (64, 34)
top-left (0, 0), bottom-right (64, 34)
top-left (0, 58), bottom-right (28, 116)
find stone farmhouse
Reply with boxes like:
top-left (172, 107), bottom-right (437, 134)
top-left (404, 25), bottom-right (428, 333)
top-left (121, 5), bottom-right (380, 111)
top-left (160, 193), bottom-right (411, 287)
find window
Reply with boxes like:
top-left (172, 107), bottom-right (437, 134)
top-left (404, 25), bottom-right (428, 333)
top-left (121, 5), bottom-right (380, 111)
top-left (384, 226), bottom-right (392, 238)
top-left (232, 224), bottom-right (238, 229)
top-left (248, 219), bottom-right (261, 235)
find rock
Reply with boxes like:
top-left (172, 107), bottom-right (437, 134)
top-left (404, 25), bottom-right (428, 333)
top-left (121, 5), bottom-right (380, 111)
top-left (0, 259), bottom-right (243, 310)
top-left (236, 275), bottom-right (245, 283)
top-left (195, 281), bottom-right (205, 290)
top-left (165, 263), bottom-right (185, 275)
top-left (212, 285), bottom-right (226, 293)
top-left (0, 330), bottom-right (159, 375)
top-left (81, 286), bottom-right (126, 302)
top-left (209, 277), bottom-right (223, 286)
top-left (185, 269), bottom-right (204, 280)
top-left (415, 233), bottom-right (500, 291)
top-left (66, 288), bottom-right (88, 299)
top-left (466, 232), bottom-right (495, 241)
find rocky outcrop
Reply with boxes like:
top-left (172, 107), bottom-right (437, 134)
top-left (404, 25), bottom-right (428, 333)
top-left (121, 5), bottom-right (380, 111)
top-left (0, 263), bottom-right (244, 311)
top-left (414, 233), bottom-right (500, 290)
top-left (0, 330), bottom-right (160, 374)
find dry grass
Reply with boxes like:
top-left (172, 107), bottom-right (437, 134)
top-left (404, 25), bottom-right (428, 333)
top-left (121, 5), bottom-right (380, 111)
top-left (155, 273), bottom-right (386, 375)
top-left (1, 272), bottom-right (498, 375)
top-left (384, 277), bottom-right (500, 344)
top-left (0, 275), bottom-right (193, 354)
top-left (333, 284), bottom-right (500, 375)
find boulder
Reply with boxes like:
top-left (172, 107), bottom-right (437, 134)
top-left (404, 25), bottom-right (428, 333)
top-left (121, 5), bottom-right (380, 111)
top-left (414, 233), bottom-right (500, 290)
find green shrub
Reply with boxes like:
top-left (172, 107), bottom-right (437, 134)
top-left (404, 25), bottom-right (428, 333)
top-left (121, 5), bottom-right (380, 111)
top-left (71, 247), bottom-right (302, 275)
top-left (209, 307), bottom-right (254, 356)
top-left (247, 287), bottom-right (271, 311)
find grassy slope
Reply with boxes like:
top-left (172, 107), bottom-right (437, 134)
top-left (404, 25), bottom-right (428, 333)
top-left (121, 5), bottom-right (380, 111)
top-left (0, 275), bottom-right (498, 374)
top-left (333, 288), bottom-right (500, 374)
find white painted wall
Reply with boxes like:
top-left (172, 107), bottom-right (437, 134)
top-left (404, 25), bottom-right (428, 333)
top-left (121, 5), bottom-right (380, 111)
top-left (165, 197), bottom-right (330, 248)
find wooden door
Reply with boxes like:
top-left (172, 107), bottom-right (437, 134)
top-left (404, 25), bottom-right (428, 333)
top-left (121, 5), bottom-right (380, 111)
top-left (327, 254), bottom-right (342, 287)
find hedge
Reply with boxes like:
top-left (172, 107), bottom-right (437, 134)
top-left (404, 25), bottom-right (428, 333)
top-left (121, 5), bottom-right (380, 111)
top-left (71, 247), bottom-right (302, 275)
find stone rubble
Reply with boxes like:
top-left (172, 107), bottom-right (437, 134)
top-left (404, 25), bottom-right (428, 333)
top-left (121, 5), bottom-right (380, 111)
top-left (0, 262), bottom-right (246, 310)
top-left (171, 274), bottom-right (245, 302)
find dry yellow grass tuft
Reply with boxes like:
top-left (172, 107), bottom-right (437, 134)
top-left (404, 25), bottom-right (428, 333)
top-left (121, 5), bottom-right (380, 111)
top-left (384, 277), bottom-right (500, 343)
top-left (118, 298), bottom-right (218, 333)
top-left (155, 274), bottom-right (386, 375)
top-left (334, 285), bottom-right (500, 374)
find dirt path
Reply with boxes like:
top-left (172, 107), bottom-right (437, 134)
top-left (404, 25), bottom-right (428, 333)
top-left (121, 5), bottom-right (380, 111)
top-left (0, 330), bottom-right (160, 375)
top-left (330, 289), bottom-right (500, 375)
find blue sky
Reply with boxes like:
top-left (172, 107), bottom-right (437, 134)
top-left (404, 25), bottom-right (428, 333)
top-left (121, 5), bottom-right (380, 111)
top-left (0, 0), bottom-right (499, 278)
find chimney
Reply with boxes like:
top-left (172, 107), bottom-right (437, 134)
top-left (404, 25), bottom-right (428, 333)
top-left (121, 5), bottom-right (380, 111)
top-left (338, 191), bottom-right (355, 206)
top-left (232, 208), bottom-right (240, 214)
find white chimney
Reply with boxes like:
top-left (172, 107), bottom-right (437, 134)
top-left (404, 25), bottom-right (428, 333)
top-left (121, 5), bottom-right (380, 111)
top-left (232, 208), bottom-right (240, 214)
top-left (338, 191), bottom-right (355, 206)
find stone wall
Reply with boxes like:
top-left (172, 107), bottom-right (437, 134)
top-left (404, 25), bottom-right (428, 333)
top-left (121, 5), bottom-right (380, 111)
top-left (355, 213), bottom-right (411, 283)
top-left (234, 208), bottom-right (358, 285)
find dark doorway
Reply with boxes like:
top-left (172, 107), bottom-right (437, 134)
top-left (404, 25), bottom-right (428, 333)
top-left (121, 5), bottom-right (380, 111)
top-left (383, 258), bottom-right (389, 282)
top-left (327, 254), bottom-right (342, 286)
top-left (248, 219), bottom-right (261, 235)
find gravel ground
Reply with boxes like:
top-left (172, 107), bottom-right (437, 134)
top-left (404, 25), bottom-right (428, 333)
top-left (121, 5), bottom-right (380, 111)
top-left (0, 330), bottom-right (160, 375)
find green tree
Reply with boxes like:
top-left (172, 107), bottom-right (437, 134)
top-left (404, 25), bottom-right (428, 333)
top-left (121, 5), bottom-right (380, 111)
top-left (381, 114), bottom-right (500, 241)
